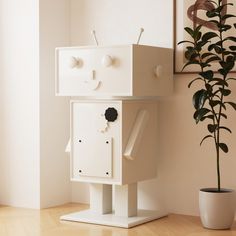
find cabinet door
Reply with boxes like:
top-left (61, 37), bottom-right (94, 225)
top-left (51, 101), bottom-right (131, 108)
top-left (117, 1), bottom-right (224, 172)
top-left (74, 136), bottom-right (112, 178)
top-left (71, 101), bottom-right (121, 181)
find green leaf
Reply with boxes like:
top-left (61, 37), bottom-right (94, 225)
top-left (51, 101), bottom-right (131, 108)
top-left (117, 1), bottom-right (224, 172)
top-left (214, 45), bottom-right (223, 53)
top-left (201, 52), bottom-right (216, 59)
top-left (188, 77), bottom-right (204, 88)
top-left (200, 135), bottom-right (214, 146)
top-left (218, 68), bottom-right (227, 76)
top-left (199, 70), bottom-right (214, 80)
top-left (222, 14), bottom-right (236, 21)
top-left (208, 44), bottom-right (215, 51)
top-left (218, 126), bottom-right (232, 133)
top-left (205, 83), bottom-right (212, 93)
top-left (185, 51), bottom-right (198, 61)
top-left (218, 143), bottom-right (229, 153)
top-left (211, 78), bottom-right (228, 87)
top-left (193, 25), bottom-right (202, 41)
top-left (219, 88), bottom-right (231, 96)
top-left (200, 115), bottom-right (214, 121)
top-left (218, 113), bottom-right (227, 119)
top-left (226, 78), bottom-right (236, 82)
top-left (208, 124), bottom-right (217, 133)
top-left (184, 27), bottom-right (194, 37)
top-left (220, 25), bottom-right (232, 32)
top-left (202, 32), bottom-right (218, 42)
top-left (206, 11), bottom-right (218, 18)
top-left (205, 56), bottom-right (221, 64)
top-left (192, 89), bottom-right (207, 110)
top-left (225, 102), bottom-right (236, 110)
top-left (229, 46), bottom-right (236, 51)
top-left (217, 113), bottom-right (227, 119)
top-left (234, 23), bottom-right (236, 29)
top-left (209, 100), bottom-right (221, 108)
top-left (224, 36), bottom-right (236, 42)
top-left (178, 40), bottom-right (194, 45)
top-left (193, 108), bottom-right (211, 124)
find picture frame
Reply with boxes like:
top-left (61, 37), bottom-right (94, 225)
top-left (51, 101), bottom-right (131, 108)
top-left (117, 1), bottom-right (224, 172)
top-left (174, 0), bottom-right (236, 74)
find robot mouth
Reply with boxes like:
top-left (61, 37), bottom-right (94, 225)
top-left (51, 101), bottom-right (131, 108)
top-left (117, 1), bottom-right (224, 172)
top-left (82, 70), bottom-right (101, 91)
top-left (84, 79), bottom-right (101, 91)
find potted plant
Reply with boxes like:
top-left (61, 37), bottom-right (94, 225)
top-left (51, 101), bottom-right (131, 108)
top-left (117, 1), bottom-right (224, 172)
top-left (179, 0), bottom-right (236, 229)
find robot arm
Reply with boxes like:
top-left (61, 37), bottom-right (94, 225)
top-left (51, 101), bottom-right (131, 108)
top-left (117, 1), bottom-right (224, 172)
top-left (123, 109), bottom-right (149, 161)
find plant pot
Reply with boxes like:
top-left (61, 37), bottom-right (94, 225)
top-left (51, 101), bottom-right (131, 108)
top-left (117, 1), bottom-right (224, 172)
top-left (199, 188), bottom-right (236, 229)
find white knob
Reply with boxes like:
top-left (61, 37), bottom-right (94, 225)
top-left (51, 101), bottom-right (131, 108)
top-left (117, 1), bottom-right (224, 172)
top-left (102, 55), bottom-right (113, 67)
top-left (70, 57), bottom-right (82, 68)
top-left (154, 65), bottom-right (163, 78)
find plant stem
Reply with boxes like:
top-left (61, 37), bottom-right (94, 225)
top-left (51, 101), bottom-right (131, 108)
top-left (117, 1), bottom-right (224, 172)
top-left (216, 129), bottom-right (221, 191)
top-left (215, 0), bottom-right (226, 192)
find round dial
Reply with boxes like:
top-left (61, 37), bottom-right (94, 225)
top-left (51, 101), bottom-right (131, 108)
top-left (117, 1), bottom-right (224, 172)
top-left (105, 107), bottom-right (118, 122)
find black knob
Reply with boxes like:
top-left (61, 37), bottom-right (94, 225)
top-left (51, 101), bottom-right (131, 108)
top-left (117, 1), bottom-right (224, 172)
top-left (105, 107), bottom-right (118, 122)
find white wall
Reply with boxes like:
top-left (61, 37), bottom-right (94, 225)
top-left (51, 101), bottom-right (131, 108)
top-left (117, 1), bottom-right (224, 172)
top-left (39, 0), bottom-right (71, 208)
top-left (0, 0), bottom-right (40, 208)
top-left (0, 0), bottom-right (72, 209)
top-left (70, 0), bottom-right (171, 47)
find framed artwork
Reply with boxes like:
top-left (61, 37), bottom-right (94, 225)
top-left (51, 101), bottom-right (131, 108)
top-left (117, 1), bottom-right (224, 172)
top-left (174, 0), bottom-right (236, 74)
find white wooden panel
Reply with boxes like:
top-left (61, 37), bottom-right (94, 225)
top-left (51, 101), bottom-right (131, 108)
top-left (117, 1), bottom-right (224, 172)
top-left (122, 101), bottom-right (158, 184)
top-left (90, 184), bottom-right (112, 214)
top-left (56, 45), bottom-right (132, 96)
top-left (71, 101), bottom-right (122, 184)
top-left (74, 136), bottom-right (112, 178)
top-left (133, 45), bottom-right (173, 97)
top-left (114, 183), bottom-right (137, 217)
top-left (56, 45), bottom-right (173, 98)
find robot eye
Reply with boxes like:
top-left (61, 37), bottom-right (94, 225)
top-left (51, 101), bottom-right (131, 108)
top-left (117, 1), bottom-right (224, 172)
top-left (69, 56), bottom-right (83, 68)
top-left (105, 107), bottom-right (118, 122)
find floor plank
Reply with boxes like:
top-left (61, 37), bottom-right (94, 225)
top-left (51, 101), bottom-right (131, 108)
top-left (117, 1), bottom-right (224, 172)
top-left (0, 203), bottom-right (236, 236)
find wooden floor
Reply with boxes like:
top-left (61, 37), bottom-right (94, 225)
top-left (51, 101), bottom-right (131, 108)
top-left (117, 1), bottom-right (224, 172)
top-left (0, 203), bottom-right (236, 236)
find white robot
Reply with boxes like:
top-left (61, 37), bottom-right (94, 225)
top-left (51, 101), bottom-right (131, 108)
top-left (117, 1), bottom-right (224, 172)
top-left (55, 30), bottom-right (173, 228)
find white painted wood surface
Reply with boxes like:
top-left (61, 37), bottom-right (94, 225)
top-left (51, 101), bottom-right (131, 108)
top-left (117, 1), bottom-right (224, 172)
top-left (114, 183), bottom-right (137, 217)
top-left (55, 45), bottom-right (172, 97)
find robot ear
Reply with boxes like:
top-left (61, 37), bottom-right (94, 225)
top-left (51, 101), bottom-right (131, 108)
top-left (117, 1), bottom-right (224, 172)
top-left (105, 107), bottom-right (118, 122)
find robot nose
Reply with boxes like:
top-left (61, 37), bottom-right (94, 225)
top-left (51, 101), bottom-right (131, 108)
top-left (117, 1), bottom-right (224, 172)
top-left (105, 107), bottom-right (118, 122)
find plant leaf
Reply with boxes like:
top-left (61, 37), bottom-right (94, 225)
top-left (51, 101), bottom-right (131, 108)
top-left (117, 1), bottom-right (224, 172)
top-left (193, 108), bottom-right (211, 124)
top-left (226, 78), bottom-right (236, 82)
top-left (199, 70), bottom-right (214, 80)
top-left (225, 102), bottom-right (236, 110)
top-left (219, 88), bottom-right (231, 96)
top-left (201, 52), bottom-right (216, 59)
top-left (218, 126), bottom-right (232, 133)
top-left (200, 115), bottom-right (214, 121)
top-left (192, 89), bottom-right (208, 110)
top-left (218, 143), bottom-right (229, 153)
top-left (217, 113), bottom-right (227, 119)
top-left (184, 27), bottom-right (194, 37)
top-left (224, 36), bottom-right (236, 42)
top-left (208, 124), bottom-right (217, 133)
top-left (202, 32), bottom-right (218, 41)
top-left (222, 14), bottom-right (236, 21)
top-left (200, 135), bottom-right (214, 146)
top-left (229, 46), bottom-right (236, 51)
top-left (205, 56), bottom-right (221, 64)
top-left (178, 40), bottom-right (194, 45)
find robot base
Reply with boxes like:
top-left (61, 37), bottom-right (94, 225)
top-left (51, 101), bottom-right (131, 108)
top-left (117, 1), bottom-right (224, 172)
top-left (60, 209), bottom-right (168, 228)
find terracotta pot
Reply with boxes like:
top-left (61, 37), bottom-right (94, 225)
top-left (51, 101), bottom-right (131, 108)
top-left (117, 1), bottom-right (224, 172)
top-left (199, 188), bottom-right (236, 229)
